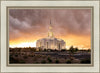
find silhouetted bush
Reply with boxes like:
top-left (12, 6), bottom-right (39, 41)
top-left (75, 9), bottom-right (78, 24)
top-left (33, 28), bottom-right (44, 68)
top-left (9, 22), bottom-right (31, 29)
top-left (61, 49), bottom-right (66, 52)
top-left (15, 54), bottom-right (18, 57)
top-left (69, 46), bottom-right (79, 53)
top-left (19, 60), bottom-right (25, 63)
top-left (23, 56), bottom-right (28, 59)
top-left (87, 49), bottom-right (91, 52)
top-left (41, 60), bottom-right (46, 64)
top-left (10, 56), bottom-right (19, 63)
top-left (66, 60), bottom-right (71, 64)
top-left (80, 59), bottom-right (90, 64)
top-left (35, 62), bottom-right (39, 64)
top-left (55, 59), bottom-right (59, 63)
top-left (44, 49), bottom-right (47, 51)
top-left (74, 47), bottom-right (78, 52)
top-left (47, 57), bottom-right (52, 63)
top-left (29, 55), bottom-right (34, 57)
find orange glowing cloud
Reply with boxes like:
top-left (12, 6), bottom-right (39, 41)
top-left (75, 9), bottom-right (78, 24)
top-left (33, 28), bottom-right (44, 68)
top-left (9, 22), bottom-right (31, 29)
top-left (9, 9), bottom-right (91, 49)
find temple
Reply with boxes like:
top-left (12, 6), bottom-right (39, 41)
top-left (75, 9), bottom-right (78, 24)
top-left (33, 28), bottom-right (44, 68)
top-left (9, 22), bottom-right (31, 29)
top-left (36, 20), bottom-right (66, 50)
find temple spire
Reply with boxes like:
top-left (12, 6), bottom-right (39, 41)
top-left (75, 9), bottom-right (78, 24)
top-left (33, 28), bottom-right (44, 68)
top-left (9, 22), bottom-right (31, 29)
top-left (50, 18), bottom-right (51, 24)
top-left (48, 19), bottom-right (54, 38)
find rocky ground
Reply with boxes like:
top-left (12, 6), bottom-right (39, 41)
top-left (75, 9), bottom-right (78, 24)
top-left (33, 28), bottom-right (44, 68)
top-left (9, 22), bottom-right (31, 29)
top-left (9, 51), bottom-right (91, 64)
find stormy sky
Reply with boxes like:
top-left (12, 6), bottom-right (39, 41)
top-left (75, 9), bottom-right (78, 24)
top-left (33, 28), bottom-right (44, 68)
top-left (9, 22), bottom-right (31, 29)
top-left (9, 9), bottom-right (91, 49)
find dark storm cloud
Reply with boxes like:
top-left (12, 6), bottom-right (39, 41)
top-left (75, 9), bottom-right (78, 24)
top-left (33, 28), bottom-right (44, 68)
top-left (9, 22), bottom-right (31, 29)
top-left (9, 9), bottom-right (91, 40)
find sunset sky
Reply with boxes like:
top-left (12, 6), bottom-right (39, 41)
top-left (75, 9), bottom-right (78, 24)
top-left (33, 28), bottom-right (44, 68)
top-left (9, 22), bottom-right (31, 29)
top-left (9, 9), bottom-right (91, 49)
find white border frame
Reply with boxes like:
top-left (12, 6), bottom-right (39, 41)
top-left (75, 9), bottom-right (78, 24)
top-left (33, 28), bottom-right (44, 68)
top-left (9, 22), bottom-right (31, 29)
top-left (1, 1), bottom-right (100, 73)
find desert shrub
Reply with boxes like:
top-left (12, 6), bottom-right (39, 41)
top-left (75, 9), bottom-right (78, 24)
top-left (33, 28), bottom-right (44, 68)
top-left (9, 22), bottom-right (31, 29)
top-left (19, 60), bottom-right (25, 63)
top-left (9, 56), bottom-right (19, 63)
top-left (33, 56), bottom-right (38, 61)
top-left (44, 49), bottom-right (47, 52)
top-left (21, 53), bottom-right (24, 55)
top-left (80, 59), bottom-right (90, 64)
top-left (15, 54), bottom-right (18, 57)
top-left (47, 57), bottom-right (52, 63)
top-left (41, 60), bottom-right (46, 64)
top-left (31, 55), bottom-right (34, 57)
top-left (35, 62), bottom-right (39, 64)
top-left (55, 59), bottom-right (59, 63)
top-left (10, 54), bottom-right (13, 57)
top-left (37, 55), bottom-right (41, 58)
top-left (23, 56), bottom-right (28, 59)
top-left (66, 59), bottom-right (71, 64)
top-left (61, 49), bottom-right (66, 52)
top-left (29, 55), bottom-right (34, 57)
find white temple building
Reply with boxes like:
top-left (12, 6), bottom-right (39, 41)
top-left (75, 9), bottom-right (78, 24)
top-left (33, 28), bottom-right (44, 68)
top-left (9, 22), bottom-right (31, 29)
top-left (36, 20), bottom-right (66, 50)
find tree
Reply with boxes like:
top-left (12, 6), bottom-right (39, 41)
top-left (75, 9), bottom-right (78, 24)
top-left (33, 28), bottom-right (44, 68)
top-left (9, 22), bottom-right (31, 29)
top-left (87, 49), bottom-right (91, 52)
top-left (69, 46), bottom-right (79, 53)
top-left (74, 47), bottom-right (78, 52)
top-left (44, 49), bottom-right (47, 52)
top-left (69, 46), bottom-right (74, 54)
top-left (69, 46), bottom-right (75, 60)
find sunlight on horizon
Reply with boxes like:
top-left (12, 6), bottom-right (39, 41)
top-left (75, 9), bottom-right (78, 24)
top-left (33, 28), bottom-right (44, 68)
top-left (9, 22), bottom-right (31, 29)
top-left (10, 41), bottom-right (36, 48)
top-left (10, 41), bottom-right (89, 50)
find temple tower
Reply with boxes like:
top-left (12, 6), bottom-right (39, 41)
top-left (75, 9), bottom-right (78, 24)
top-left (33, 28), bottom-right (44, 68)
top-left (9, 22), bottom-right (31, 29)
top-left (48, 19), bottom-right (54, 38)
